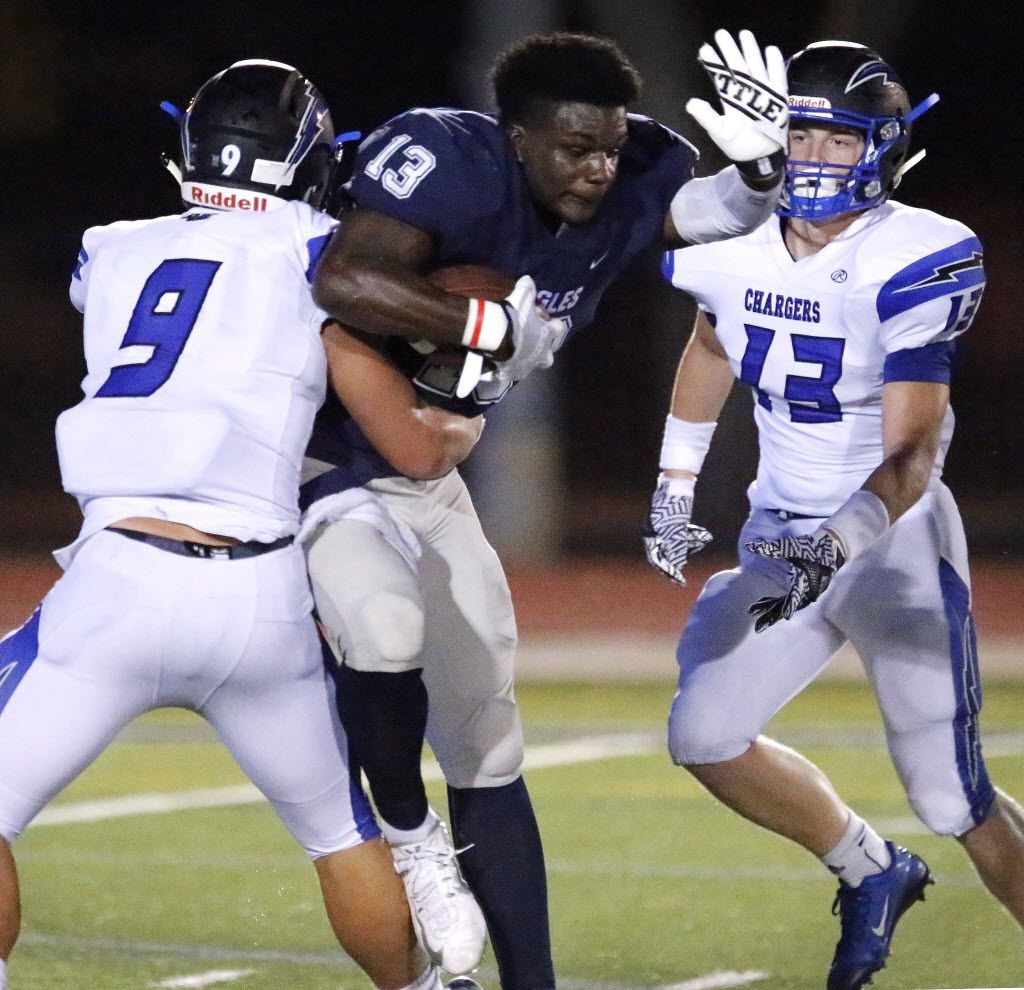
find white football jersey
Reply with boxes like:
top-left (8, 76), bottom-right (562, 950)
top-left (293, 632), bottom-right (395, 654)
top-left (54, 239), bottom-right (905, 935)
top-left (665, 201), bottom-right (985, 515)
top-left (58, 201), bottom-right (336, 562)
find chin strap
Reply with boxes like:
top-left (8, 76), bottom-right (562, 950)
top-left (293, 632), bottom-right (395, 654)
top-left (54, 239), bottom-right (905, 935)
top-left (894, 148), bottom-right (926, 183)
top-left (160, 153), bottom-right (183, 184)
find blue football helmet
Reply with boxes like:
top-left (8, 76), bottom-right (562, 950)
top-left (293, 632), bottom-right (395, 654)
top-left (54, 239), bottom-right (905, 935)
top-left (779, 41), bottom-right (939, 220)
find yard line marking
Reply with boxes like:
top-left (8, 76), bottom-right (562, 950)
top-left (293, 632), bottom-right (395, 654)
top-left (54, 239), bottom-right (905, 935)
top-left (32, 785), bottom-right (264, 826)
top-left (151, 971), bottom-right (256, 988)
top-left (658, 972), bottom-right (770, 990)
top-left (19, 931), bottom-right (364, 969)
top-left (28, 726), bottom-right (1022, 830)
top-left (20, 930), bottom-right (769, 990)
top-left (17, 931), bottom-right (705, 990)
top-left (30, 733), bottom-right (664, 828)
top-left (519, 732), bottom-right (663, 770)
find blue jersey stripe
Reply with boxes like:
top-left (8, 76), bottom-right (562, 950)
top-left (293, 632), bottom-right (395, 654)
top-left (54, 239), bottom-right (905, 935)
top-left (72, 246), bottom-right (89, 281)
top-left (882, 340), bottom-right (956, 384)
top-left (0, 607), bottom-right (42, 715)
top-left (661, 250), bottom-right (675, 282)
top-left (305, 233), bottom-right (333, 284)
top-left (317, 638), bottom-right (381, 842)
top-left (938, 558), bottom-right (995, 827)
top-left (876, 236), bottom-right (985, 322)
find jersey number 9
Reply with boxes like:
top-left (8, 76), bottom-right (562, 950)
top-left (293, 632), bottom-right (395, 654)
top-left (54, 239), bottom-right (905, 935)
top-left (96, 258), bottom-right (222, 399)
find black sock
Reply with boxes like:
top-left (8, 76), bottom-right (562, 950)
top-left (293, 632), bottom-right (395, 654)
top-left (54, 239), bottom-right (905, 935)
top-left (333, 660), bottom-right (429, 831)
top-left (448, 777), bottom-right (555, 990)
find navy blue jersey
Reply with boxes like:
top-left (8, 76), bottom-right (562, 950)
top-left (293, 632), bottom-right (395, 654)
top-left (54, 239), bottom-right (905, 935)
top-left (303, 107), bottom-right (696, 503)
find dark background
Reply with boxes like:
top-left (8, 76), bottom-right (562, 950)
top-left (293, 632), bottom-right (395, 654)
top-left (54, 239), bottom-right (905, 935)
top-left (2, 0), bottom-right (1020, 559)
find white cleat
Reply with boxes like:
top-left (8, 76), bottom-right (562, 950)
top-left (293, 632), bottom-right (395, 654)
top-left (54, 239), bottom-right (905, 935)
top-left (392, 820), bottom-right (488, 975)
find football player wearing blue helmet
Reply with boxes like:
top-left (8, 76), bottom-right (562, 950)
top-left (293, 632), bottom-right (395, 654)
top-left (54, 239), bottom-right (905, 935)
top-left (650, 39), bottom-right (1024, 990)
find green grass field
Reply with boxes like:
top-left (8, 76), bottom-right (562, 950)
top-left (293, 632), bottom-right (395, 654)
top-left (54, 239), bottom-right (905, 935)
top-left (9, 680), bottom-right (1024, 990)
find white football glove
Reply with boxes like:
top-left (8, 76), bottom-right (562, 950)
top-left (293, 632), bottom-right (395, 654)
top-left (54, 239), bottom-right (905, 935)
top-left (494, 275), bottom-right (569, 383)
top-left (642, 476), bottom-right (713, 586)
top-left (687, 29), bottom-right (788, 164)
top-left (745, 529), bottom-right (845, 632)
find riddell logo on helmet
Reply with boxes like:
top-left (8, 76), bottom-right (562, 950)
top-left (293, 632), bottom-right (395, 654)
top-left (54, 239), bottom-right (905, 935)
top-left (185, 182), bottom-right (279, 211)
top-left (790, 96), bottom-right (832, 109)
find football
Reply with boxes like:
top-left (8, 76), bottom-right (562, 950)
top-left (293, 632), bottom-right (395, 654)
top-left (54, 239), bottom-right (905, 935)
top-left (427, 264), bottom-right (517, 301)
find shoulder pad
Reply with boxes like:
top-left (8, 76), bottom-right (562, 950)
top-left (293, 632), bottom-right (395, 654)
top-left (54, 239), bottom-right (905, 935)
top-left (876, 233), bottom-right (984, 322)
top-left (623, 113), bottom-right (699, 170)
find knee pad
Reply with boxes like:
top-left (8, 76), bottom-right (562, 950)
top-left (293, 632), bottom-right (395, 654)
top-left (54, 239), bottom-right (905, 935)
top-left (903, 779), bottom-right (995, 837)
top-left (307, 519), bottom-right (425, 672)
top-left (667, 691), bottom-right (752, 766)
top-left (431, 696), bottom-right (525, 789)
top-left (359, 591), bottom-right (425, 666)
top-left (319, 588), bottom-right (425, 673)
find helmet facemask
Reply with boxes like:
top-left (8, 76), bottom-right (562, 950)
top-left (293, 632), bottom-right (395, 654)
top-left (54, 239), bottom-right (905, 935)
top-left (779, 108), bottom-right (908, 220)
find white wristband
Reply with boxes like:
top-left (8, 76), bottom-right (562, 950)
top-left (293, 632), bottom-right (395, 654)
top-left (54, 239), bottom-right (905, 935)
top-left (658, 472), bottom-right (696, 498)
top-left (659, 415), bottom-right (716, 475)
top-left (822, 490), bottom-right (890, 562)
top-left (462, 298), bottom-right (507, 352)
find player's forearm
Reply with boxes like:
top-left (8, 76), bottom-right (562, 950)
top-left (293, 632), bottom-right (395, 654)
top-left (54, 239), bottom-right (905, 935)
top-left (820, 445), bottom-right (934, 565)
top-left (660, 339), bottom-right (732, 483)
top-left (664, 165), bottom-right (782, 248)
top-left (314, 255), bottom-right (474, 347)
top-left (856, 380), bottom-right (948, 525)
top-left (861, 444), bottom-right (937, 524)
top-left (669, 332), bottom-right (735, 425)
top-left (408, 408), bottom-right (484, 478)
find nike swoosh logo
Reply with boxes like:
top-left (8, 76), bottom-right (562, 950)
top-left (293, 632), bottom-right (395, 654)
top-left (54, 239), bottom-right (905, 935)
top-left (589, 250), bottom-right (609, 270)
top-left (871, 896), bottom-right (889, 936)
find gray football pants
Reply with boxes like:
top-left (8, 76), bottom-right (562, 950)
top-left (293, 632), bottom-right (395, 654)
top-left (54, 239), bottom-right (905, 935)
top-left (305, 471), bottom-right (523, 789)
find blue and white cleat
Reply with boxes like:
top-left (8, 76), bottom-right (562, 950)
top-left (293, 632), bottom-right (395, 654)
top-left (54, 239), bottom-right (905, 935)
top-left (827, 842), bottom-right (933, 990)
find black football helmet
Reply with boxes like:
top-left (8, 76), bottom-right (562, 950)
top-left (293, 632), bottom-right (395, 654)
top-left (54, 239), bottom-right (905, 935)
top-left (779, 41), bottom-right (939, 219)
top-left (164, 59), bottom-right (336, 211)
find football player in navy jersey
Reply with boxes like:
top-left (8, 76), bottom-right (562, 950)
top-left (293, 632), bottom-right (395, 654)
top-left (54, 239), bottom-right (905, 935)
top-left (303, 30), bottom-right (789, 988)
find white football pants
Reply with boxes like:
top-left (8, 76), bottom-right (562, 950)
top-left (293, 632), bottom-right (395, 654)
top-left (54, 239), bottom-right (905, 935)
top-left (669, 482), bottom-right (995, 837)
top-left (0, 530), bottom-right (377, 856)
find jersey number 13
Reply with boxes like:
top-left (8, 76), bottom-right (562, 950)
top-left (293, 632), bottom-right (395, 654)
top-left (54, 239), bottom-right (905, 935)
top-left (740, 324), bottom-right (845, 424)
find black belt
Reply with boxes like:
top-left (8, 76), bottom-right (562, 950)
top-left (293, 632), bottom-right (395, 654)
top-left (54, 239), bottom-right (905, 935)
top-left (765, 508), bottom-right (827, 521)
top-left (108, 528), bottom-right (293, 560)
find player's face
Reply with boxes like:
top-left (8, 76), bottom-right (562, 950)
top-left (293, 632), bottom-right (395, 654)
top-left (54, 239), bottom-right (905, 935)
top-left (788, 123), bottom-right (865, 169)
top-left (511, 102), bottom-right (628, 225)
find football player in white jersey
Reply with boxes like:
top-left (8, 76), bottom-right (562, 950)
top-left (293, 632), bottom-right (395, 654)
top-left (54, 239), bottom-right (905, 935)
top-left (0, 61), bottom-right (482, 990)
top-left (646, 42), bottom-right (1024, 990)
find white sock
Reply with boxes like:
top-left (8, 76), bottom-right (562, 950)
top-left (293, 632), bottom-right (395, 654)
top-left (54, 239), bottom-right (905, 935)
top-left (0, 957), bottom-right (7, 990)
top-left (386, 963), bottom-right (442, 990)
top-left (381, 807), bottom-right (440, 846)
top-left (822, 811), bottom-right (892, 887)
